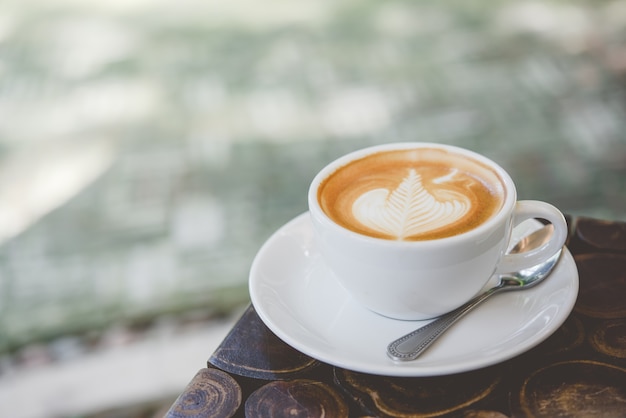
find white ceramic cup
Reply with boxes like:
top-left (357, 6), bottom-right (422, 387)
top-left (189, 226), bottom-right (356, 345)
top-left (308, 142), bottom-right (568, 320)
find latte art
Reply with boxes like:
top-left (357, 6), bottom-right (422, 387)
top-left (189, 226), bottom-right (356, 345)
top-left (318, 148), bottom-right (505, 241)
top-left (352, 169), bottom-right (471, 240)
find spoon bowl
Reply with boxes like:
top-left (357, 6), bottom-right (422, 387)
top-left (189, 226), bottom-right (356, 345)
top-left (388, 224), bottom-right (563, 362)
top-left (511, 223), bottom-right (554, 253)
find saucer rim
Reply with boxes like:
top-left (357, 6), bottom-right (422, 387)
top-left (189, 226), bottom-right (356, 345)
top-left (249, 212), bottom-right (579, 377)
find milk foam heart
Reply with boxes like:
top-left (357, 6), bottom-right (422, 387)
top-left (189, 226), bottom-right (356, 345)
top-left (352, 169), bottom-right (471, 240)
top-left (317, 147), bottom-right (505, 241)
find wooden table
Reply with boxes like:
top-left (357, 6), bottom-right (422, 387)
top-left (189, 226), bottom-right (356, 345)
top-left (166, 216), bottom-right (626, 417)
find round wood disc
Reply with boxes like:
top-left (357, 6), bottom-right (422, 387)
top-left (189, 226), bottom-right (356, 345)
top-left (511, 360), bottom-right (626, 417)
top-left (589, 319), bottom-right (626, 359)
top-left (574, 254), bottom-right (626, 319)
top-left (209, 306), bottom-right (318, 380)
top-left (244, 379), bottom-right (348, 417)
top-left (335, 367), bottom-right (501, 417)
top-left (167, 368), bottom-right (241, 418)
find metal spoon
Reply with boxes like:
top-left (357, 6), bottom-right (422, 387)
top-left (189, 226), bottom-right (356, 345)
top-left (387, 224), bottom-right (562, 361)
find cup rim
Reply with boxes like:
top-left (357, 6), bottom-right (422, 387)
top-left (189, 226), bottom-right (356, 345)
top-left (308, 142), bottom-right (517, 247)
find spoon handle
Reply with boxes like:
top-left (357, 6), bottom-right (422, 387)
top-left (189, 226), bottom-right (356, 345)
top-left (387, 287), bottom-right (502, 361)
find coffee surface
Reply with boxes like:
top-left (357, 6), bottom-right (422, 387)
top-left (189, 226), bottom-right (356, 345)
top-left (318, 148), bottom-right (505, 241)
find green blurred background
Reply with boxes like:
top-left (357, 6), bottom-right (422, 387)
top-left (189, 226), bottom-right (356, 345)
top-left (0, 0), bottom-right (625, 416)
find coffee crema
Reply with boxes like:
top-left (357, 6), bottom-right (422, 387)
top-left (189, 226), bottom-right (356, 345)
top-left (317, 148), bottom-right (505, 241)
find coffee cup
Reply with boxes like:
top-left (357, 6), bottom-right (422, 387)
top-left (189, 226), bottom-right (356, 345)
top-left (308, 142), bottom-right (568, 320)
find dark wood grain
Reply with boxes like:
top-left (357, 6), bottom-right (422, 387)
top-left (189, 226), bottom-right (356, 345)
top-left (510, 360), bottom-right (626, 417)
top-left (334, 367), bottom-right (503, 417)
top-left (573, 217), bottom-right (626, 253)
top-left (589, 319), bottom-right (626, 360)
top-left (166, 368), bottom-right (241, 418)
top-left (574, 254), bottom-right (626, 319)
top-left (244, 379), bottom-right (348, 417)
top-left (209, 305), bottom-right (319, 380)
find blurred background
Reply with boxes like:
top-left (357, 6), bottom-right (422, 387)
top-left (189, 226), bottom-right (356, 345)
top-left (0, 0), bottom-right (625, 416)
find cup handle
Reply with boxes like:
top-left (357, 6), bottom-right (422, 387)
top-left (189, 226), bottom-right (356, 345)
top-left (494, 200), bottom-right (568, 274)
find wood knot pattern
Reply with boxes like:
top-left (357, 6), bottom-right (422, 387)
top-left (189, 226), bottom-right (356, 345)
top-left (335, 368), bottom-right (501, 417)
top-left (511, 360), bottom-right (626, 417)
top-left (166, 369), bottom-right (241, 418)
top-left (589, 319), bottom-right (626, 359)
top-left (245, 379), bottom-right (348, 418)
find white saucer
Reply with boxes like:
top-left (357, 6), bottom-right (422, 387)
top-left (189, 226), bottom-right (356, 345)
top-left (249, 213), bottom-right (579, 377)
